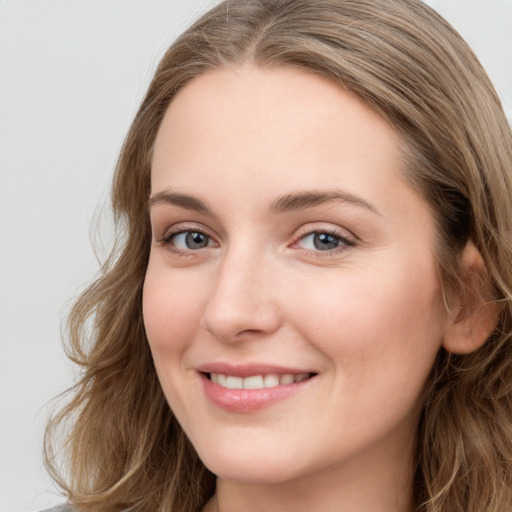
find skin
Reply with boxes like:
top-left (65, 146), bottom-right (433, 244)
top-left (143, 65), bottom-right (451, 512)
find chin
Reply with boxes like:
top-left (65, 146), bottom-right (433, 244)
top-left (195, 442), bottom-right (308, 484)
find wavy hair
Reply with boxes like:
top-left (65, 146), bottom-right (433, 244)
top-left (45, 1), bottom-right (512, 511)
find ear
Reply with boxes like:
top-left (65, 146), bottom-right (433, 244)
top-left (442, 241), bottom-right (499, 354)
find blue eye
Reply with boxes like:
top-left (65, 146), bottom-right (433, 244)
top-left (299, 232), bottom-right (351, 251)
top-left (168, 231), bottom-right (213, 250)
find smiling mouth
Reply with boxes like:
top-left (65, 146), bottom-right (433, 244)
top-left (206, 372), bottom-right (315, 390)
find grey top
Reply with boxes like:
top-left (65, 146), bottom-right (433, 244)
top-left (40, 506), bottom-right (74, 512)
top-left (41, 504), bottom-right (132, 512)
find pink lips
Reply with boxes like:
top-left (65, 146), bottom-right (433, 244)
top-left (197, 362), bottom-right (316, 412)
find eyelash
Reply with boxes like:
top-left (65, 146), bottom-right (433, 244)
top-left (160, 225), bottom-right (217, 256)
top-left (159, 226), bottom-right (355, 257)
top-left (292, 228), bottom-right (355, 256)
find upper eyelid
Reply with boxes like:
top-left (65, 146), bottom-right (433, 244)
top-left (159, 222), bottom-right (216, 240)
top-left (292, 223), bottom-right (356, 242)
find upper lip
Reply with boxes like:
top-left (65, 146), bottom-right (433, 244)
top-left (196, 362), bottom-right (316, 378)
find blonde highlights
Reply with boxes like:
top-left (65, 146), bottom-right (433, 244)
top-left (45, 1), bottom-right (512, 511)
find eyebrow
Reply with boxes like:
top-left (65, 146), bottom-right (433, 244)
top-left (149, 191), bottom-right (211, 214)
top-left (149, 188), bottom-right (380, 216)
top-left (269, 189), bottom-right (380, 216)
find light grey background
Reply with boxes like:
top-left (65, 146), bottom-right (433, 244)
top-left (0, 1), bottom-right (511, 511)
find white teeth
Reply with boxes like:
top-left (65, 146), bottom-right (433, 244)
top-left (264, 373), bottom-right (280, 388)
top-left (226, 376), bottom-right (243, 389)
top-left (280, 373), bottom-right (294, 385)
top-left (243, 375), bottom-right (264, 389)
top-left (209, 372), bottom-right (311, 390)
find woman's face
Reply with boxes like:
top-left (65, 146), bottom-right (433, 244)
top-left (144, 65), bottom-right (447, 485)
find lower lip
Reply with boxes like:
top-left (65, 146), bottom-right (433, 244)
top-left (200, 373), bottom-right (313, 412)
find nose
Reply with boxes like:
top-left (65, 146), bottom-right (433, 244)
top-left (200, 249), bottom-right (281, 343)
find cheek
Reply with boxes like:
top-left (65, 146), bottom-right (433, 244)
top-left (289, 261), bottom-right (445, 387)
top-left (142, 261), bottom-right (212, 422)
top-left (142, 262), bottom-right (205, 362)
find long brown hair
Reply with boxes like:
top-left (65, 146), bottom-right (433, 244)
top-left (45, 1), bottom-right (512, 511)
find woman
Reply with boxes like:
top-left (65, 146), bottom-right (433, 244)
top-left (44, 0), bottom-right (512, 511)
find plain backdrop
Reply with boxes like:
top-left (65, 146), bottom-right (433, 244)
top-left (0, 1), bottom-right (511, 511)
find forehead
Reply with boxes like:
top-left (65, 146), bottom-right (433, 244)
top-left (152, 65), bottom-right (402, 172)
top-left (150, 65), bottom-right (424, 222)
